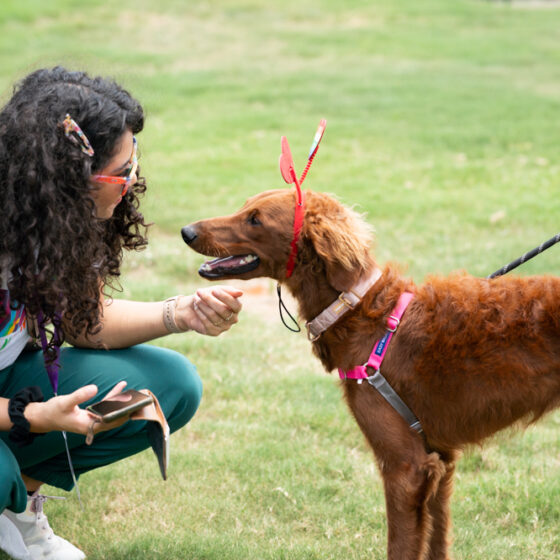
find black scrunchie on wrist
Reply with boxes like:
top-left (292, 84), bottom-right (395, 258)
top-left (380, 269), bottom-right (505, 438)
top-left (8, 386), bottom-right (45, 447)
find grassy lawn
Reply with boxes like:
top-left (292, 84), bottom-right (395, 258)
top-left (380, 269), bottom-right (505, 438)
top-left (1, 1), bottom-right (560, 558)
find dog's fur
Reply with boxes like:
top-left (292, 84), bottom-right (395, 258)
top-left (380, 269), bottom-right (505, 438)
top-left (183, 189), bottom-right (560, 560)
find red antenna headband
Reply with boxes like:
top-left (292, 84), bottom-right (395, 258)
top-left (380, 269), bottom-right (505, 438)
top-left (279, 119), bottom-right (327, 278)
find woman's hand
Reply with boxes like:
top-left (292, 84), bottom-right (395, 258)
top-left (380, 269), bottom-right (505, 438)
top-left (25, 381), bottom-right (131, 436)
top-left (175, 286), bottom-right (243, 336)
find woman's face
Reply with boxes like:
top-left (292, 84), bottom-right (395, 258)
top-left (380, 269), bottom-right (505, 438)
top-left (90, 129), bottom-right (137, 219)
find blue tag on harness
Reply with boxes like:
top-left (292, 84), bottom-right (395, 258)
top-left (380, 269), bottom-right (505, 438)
top-left (374, 332), bottom-right (390, 356)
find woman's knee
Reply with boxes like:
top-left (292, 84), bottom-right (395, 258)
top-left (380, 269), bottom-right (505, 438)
top-left (139, 346), bottom-right (203, 433)
top-left (166, 352), bottom-right (203, 433)
top-left (0, 441), bottom-right (27, 513)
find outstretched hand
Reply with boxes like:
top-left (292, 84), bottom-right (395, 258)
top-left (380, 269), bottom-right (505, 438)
top-left (175, 286), bottom-right (243, 336)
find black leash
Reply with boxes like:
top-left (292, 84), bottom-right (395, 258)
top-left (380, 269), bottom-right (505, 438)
top-left (487, 232), bottom-right (560, 279)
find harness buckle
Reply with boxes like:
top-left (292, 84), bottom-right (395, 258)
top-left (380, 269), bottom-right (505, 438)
top-left (337, 292), bottom-right (357, 310)
top-left (387, 315), bottom-right (400, 333)
top-left (305, 322), bottom-right (320, 342)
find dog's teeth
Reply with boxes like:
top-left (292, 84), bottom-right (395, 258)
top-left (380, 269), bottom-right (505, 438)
top-left (238, 255), bottom-right (257, 266)
top-left (201, 254), bottom-right (257, 273)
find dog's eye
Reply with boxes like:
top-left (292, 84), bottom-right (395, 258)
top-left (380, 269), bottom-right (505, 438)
top-left (247, 212), bottom-right (261, 226)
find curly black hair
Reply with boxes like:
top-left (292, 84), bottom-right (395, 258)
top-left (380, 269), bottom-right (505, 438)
top-left (0, 66), bottom-right (150, 342)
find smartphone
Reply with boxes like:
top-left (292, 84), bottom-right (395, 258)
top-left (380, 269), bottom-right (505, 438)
top-left (86, 389), bottom-right (154, 423)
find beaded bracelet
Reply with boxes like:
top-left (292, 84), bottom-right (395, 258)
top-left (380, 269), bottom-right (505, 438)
top-left (8, 386), bottom-right (45, 447)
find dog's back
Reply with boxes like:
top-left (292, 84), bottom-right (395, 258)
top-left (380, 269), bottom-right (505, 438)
top-left (383, 271), bottom-right (560, 450)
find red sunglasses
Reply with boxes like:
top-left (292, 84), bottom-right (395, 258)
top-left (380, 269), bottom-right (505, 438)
top-left (91, 137), bottom-right (138, 196)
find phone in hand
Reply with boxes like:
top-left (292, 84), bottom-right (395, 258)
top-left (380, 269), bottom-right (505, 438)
top-left (86, 389), bottom-right (154, 423)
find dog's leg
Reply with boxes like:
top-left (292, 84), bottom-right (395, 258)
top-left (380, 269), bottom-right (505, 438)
top-left (381, 450), bottom-right (446, 560)
top-left (426, 456), bottom-right (457, 560)
top-left (345, 385), bottom-right (446, 560)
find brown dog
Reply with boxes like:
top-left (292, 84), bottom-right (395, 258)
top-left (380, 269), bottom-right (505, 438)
top-left (182, 188), bottom-right (560, 560)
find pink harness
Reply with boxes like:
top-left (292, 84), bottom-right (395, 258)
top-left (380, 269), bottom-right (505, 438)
top-left (338, 291), bottom-right (424, 435)
top-left (339, 291), bottom-right (415, 380)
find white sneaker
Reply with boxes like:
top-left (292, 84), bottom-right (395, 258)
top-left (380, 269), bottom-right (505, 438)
top-left (0, 513), bottom-right (31, 560)
top-left (3, 493), bottom-right (85, 560)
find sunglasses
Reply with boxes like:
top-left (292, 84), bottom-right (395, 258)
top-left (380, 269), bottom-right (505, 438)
top-left (91, 137), bottom-right (138, 196)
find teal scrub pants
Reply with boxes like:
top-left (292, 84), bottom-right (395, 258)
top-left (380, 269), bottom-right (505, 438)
top-left (0, 344), bottom-right (202, 514)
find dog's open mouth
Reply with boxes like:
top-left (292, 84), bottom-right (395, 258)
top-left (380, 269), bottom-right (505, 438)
top-left (199, 254), bottom-right (260, 278)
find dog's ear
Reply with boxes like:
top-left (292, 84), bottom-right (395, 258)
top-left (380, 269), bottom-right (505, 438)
top-left (303, 192), bottom-right (374, 292)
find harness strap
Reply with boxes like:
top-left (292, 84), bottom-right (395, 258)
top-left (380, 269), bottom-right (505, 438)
top-left (366, 291), bottom-right (414, 373)
top-left (367, 370), bottom-right (423, 434)
top-left (339, 291), bottom-right (414, 379)
top-left (305, 268), bottom-right (383, 341)
top-left (338, 291), bottom-right (423, 435)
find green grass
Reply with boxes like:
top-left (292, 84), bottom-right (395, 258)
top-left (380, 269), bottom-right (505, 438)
top-left (1, 1), bottom-right (560, 558)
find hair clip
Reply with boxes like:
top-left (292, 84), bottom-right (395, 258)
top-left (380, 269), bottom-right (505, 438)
top-left (62, 114), bottom-right (94, 157)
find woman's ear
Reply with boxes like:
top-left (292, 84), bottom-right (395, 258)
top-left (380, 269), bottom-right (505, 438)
top-left (303, 192), bottom-right (374, 292)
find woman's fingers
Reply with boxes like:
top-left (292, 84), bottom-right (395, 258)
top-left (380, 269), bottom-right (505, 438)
top-left (195, 287), bottom-right (242, 323)
top-left (173, 286), bottom-right (243, 336)
top-left (60, 384), bottom-right (99, 411)
top-left (103, 381), bottom-right (128, 401)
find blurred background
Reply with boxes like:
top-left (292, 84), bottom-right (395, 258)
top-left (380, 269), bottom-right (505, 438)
top-left (1, 1), bottom-right (559, 559)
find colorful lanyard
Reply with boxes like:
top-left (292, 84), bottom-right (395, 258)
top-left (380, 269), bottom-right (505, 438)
top-left (37, 309), bottom-right (83, 507)
top-left (37, 310), bottom-right (62, 395)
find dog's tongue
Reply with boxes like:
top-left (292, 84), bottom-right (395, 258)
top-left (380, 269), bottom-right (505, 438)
top-left (199, 254), bottom-right (259, 278)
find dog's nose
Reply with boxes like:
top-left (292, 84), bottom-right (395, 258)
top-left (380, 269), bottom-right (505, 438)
top-left (181, 226), bottom-right (198, 245)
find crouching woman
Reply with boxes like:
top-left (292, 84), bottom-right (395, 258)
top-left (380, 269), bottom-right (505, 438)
top-left (0, 67), bottom-right (242, 560)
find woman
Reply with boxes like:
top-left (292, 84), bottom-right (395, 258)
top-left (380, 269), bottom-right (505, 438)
top-left (0, 67), bottom-right (242, 560)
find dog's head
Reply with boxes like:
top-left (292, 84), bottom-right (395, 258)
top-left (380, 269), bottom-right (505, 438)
top-left (182, 189), bottom-right (374, 292)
